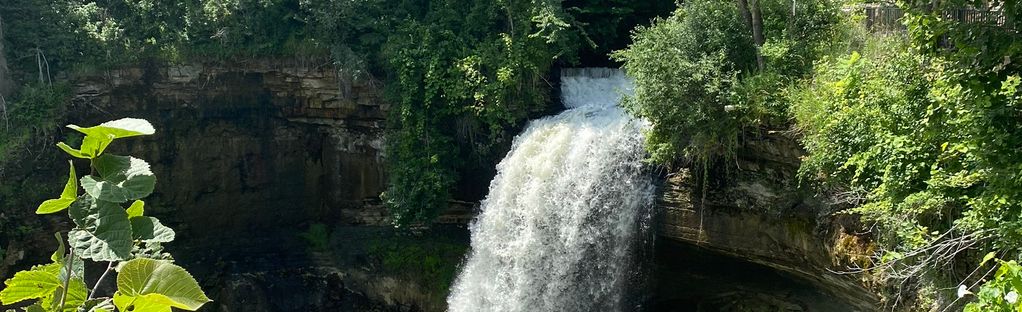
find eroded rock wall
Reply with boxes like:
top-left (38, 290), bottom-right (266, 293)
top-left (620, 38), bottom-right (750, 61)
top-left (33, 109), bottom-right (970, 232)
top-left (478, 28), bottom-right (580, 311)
top-left (64, 60), bottom-right (458, 312)
top-left (2, 60), bottom-right (881, 311)
top-left (72, 61), bottom-right (389, 231)
top-left (655, 133), bottom-right (878, 310)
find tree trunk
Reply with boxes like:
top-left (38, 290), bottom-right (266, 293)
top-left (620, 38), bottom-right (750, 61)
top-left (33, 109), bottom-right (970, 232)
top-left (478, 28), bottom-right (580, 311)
top-left (736, 0), bottom-right (754, 34)
top-left (750, 0), bottom-right (766, 71)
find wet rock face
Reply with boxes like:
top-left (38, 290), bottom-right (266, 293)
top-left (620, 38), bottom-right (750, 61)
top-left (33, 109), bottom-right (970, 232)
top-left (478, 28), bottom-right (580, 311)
top-left (65, 61), bottom-right (439, 311)
top-left (654, 133), bottom-right (878, 311)
top-left (72, 61), bottom-right (391, 235)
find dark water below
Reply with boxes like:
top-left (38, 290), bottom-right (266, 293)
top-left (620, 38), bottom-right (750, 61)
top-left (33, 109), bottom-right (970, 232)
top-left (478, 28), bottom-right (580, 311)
top-left (649, 240), bottom-right (853, 312)
top-left (168, 223), bottom-right (854, 312)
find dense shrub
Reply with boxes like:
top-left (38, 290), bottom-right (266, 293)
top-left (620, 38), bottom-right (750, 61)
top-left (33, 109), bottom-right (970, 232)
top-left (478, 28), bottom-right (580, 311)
top-left (791, 25), bottom-right (1022, 309)
top-left (791, 36), bottom-right (940, 250)
top-left (613, 1), bottom-right (754, 167)
top-left (0, 84), bottom-right (72, 244)
top-left (614, 0), bottom-right (838, 168)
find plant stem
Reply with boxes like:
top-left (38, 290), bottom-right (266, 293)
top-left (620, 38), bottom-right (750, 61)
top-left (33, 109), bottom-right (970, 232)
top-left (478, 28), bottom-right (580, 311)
top-left (58, 247), bottom-right (73, 309)
top-left (88, 261), bottom-right (115, 300)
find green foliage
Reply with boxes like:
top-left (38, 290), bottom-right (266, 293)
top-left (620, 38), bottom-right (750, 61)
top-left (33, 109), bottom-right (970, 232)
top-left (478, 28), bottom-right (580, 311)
top-left (898, 0), bottom-right (1022, 251)
top-left (36, 161), bottom-right (78, 214)
top-left (965, 257), bottom-right (1022, 312)
top-left (791, 37), bottom-right (945, 251)
top-left (758, 0), bottom-right (841, 77)
top-left (0, 263), bottom-right (63, 305)
top-left (368, 237), bottom-right (468, 298)
top-left (790, 2), bottom-right (1022, 305)
top-left (68, 196), bottom-right (134, 262)
top-left (299, 223), bottom-right (331, 251)
top-left (380, 0), bottom-right (583, 226)
top-left (80, 155), bottom-right (157, 203)
top-left (0, 118), bottom-right (209, 312)
top-left (613, 0), bottom-right (752, 167)
top-left (0, 84), bottom-right (72, 168)
top-left (0, 83), bottom-right (73, 243)
top-left (0, 261), bottom-right (88, 312)
top-left (900, 0), bottom-right (1021, 75)
top-left (614, 0), bottom-right (838, 167)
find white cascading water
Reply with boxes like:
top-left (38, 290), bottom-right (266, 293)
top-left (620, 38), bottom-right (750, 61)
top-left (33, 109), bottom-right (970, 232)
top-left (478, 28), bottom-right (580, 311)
top-left (447, 68), bottom-right (655, 312)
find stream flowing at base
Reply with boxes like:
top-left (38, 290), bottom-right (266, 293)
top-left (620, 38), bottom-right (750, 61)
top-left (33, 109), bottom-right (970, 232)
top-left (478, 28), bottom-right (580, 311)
top-left (447, 68), bottom-right (655, 312)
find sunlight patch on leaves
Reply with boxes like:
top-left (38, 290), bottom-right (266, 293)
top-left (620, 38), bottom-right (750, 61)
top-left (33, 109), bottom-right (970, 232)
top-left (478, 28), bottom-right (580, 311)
top-left (114, 259), bottom-right (211, 312)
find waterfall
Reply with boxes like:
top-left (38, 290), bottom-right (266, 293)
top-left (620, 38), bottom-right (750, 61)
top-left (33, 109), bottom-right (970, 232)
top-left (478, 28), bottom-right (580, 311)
top-left (447, 68), bottom-right (655, 312)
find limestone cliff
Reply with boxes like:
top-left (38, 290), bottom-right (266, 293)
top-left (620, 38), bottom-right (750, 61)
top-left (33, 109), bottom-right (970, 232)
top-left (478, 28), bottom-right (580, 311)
top-left (654, 133), bottom-right (878, 311)
top-left (60, 60), bottom-right (455, 311)
top-left (1, 61), bottom-right (880, 312)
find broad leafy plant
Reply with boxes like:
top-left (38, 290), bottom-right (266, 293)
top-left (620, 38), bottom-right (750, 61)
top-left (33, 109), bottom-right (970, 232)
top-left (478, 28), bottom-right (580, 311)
top-left (962, 253), bottom-right (1022, 311)
top-left (0, 118), bottom-right (209, 312)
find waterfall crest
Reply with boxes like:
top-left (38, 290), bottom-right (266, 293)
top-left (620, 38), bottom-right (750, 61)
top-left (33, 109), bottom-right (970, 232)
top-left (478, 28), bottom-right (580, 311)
top-left (447, 68), bottom-right (654, 312)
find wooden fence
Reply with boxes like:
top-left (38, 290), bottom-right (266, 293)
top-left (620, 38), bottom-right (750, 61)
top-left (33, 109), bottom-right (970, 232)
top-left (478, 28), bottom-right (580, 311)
top-left (860, 4), bottom-right (1007, 33)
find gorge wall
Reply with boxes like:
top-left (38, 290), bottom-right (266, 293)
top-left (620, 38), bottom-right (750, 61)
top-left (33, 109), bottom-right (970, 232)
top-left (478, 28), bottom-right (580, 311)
top-left (653, 134), bottom-right (878, 311)
top-left (48, 60), bottom-right (463, 311)
top-left (3, 62), bottom-right (877, 311)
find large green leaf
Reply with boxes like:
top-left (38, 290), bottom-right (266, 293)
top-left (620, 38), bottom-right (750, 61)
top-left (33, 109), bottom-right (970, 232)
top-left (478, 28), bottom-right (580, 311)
top-left (37, 161), bottom-right (78, 214)
top-left (58, 118), bottom-right (153, 159)
top-left (131, 216), bottom-right (176, 243)
top-left (114, 259), bottom-right (211, 312)
top-left (65, 118), bottom-right (154, 159)
top-left (69, 197), bottom-right (133, 261)
top-left (68, 118), bottom-right (155, 140)
top-left (0, 263), bottom-right (60, 305)
top-left (81, 155), bottom-right (156, 203)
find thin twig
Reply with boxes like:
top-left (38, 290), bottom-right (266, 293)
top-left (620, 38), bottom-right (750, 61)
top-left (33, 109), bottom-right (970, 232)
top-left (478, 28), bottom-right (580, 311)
top-left (829, 226), bottom-right (993, 310)
top-left (0, 94), bottom-right (8, 132)
top-left (88, 261), bottom-right (115, 300)
top-left (41, 51), bottom-right (51, 87)
top-left (939, 264), bottom-right (998, 312)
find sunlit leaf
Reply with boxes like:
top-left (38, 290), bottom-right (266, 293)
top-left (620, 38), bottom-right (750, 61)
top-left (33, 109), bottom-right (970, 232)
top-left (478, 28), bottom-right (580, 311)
top-left (80, 133), bottom-right (115, 158)
top-left (0, 263), bottom-right (60, 305)
top-left (114, 259), bottom-right (211, 312)
top-left (982, 251), bottom-right (997, 266)
top-left (68, 118), bottom-right (155, 140)
top-left (127, 200), bottom-right (145, 218)
top-left (45, 277), bottom-right (88, 312)
top-left (56, 142), bottom-right (89, 159)
top-left (37, 161), bottom-right (78, 214)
